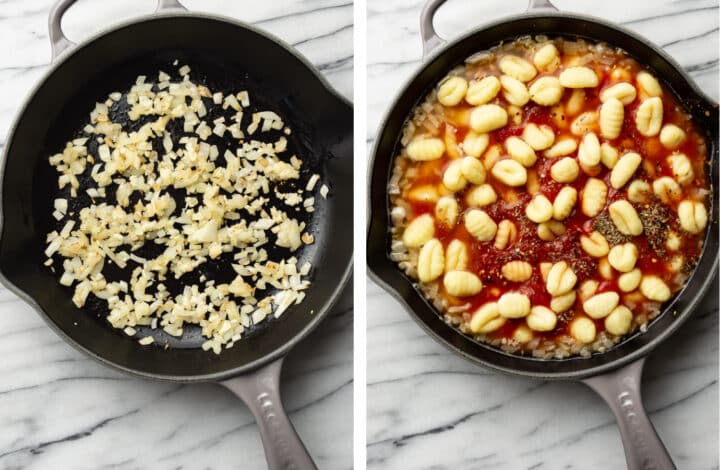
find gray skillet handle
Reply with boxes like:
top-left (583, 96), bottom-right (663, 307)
top-left (420, 0), bottom-right (558, 59)
top-left (48, 0), bottom-right (188, 62)
top-left (583, 358), bottom-right (676, 470)
top-left (221, 358), bottom-right (318, 470)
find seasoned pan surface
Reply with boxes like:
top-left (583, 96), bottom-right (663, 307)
top-left (0, 14), bottom-right (353, 381)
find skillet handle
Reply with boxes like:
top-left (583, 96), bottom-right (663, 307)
top-left (420, 0), bottom-right (559, 59)
top-left (221, 358), bottom-right (318, 470)
top-left (583, 358), bottom-right (677, 470)
top-left (48, 0), bottom-right (187, 62)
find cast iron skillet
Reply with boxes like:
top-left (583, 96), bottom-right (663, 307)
top-left (367, 0), bottom-right (718, 468)
top-left (0, 1), bottom-right (353, 469)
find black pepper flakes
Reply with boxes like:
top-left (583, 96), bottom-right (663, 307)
top-left (640, 202), bottom-right (670, 254)
top-left (593, 211), bottom-right (629, 245)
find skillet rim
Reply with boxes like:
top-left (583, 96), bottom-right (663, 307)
top-left (0, 9), bottom-right (354, 382)
top-left (366, 10), bottom-right (719, 380)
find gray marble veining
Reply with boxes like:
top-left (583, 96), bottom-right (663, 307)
top-left (0, 1), bottom-right (352, 469)
top-left (367, 1), bottom-right (718, 469)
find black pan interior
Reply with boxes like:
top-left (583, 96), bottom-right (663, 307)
top-left (0, 15), bottom-right (353, 380)
top-left (367, 13), bottom-right (719, 379)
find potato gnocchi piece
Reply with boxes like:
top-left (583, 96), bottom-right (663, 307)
top-left (565, 89), bottom-right (586, 116)
top-left (491, 159), bottom-right (527, 186)
top-left (407, 184), bottom-right (440, 203)
top-left (583, 291), bottom-right (620, 319)
top-left (444, 271), bottom-right (483, 297)
top-left (608, 200), bottom-right (643, 236)
top-left (598, 257), bottom-right (614, 280)
top-left (581, 178), bottom-right (607, 217)
top-left (600, 142), bottom-right (619, 169)
top-left (667, 153), bottom-right (694, 185)
top-left (580, 231), bottom-right (609, 258)
top-left (659, 124), bottom-right (686, 149)
top-left (497, 292), bottom-right (531, 319)
top-left (550, 291), bottom-right (576, 313)
top-left (494, 220), bottom-right (518, 250)
top-left (635, 97), bottom-right (663, 137)
top-left (526, 194), bottom-right (554, 223)
top-left (443, 125), bottom-right (462, 159)
top-left (537, 220), bottom-right (566, 241)
top-left (543, 137), bottom-right (577, 158)
top-left (465, 76), bottom-right (501, 105)
top-left (600, 82), bottom-right (637, 105)
top-left (499, 55), bottom-right (537, 82)
top-left (438, 76), bottom-right (469, 107)
top-left (462, 132), bottom-right (490, 158)
top-left (652, 176), bottom-right (682, 204)
top-left (407, 137), bottom-right (445, 161)
top-left (570, 111), bottom-right (599, 136)
top-left (550, 157), bottom-right (580, 183)
top-left (505, 136), bottom-right (537, 167)
top-left (599, 98), bottom-right (624, 140)
top-left (666, 231), bottom-right (682, 251)
top-left (442, 159), bottom-right (467, 192)
top-left (527, 306), bottom-right (557, 332)
top-left (465, 209), bottom-right (497, 241)
top-left (502, 261), bottom-right (533, 282)
top-left (445, 239), bottom-right (468, 272)
top-left (533, 43), bottom-right (560, 71)
top-left (529, 76), bottom-right (564, 106)
top-left (402, 214), bottom-right (435, 247)
top-left (559, 66), bottom-right (599, 88)
top-left (627, 180), bottom-right (651, 204)
top-left (466, 184), bottom-right (497, 207)
top-left (513, 325), bottom-right (534, 343)
top-left (470, 104), bottom-right (508, 133)
top-left (500, 75), bottom-right (530, 106)
top-left (546, 261), bottom-right (577, 296)
top-left (677, 200), bottom-right (708, 234)
top-left (636, 71), bottom-right (663, 97)
top-left (435, 196), bottom-right (459, 226)
top-left (522, 123), bottom-right (555, 150)
top-left (469, 302), bottom-right (505, 333)
top-left (461, 156), bottom-right (486, 184)
top-left (578, 132), bottom-right (601, 167)
top-left (605, 305), bottom-right (633, 336)
top-left (640, 275), bottom-right (671, 302)
top-left (610, 152), bottom-right (642, 189)
top-left (618, 268), bottom-right (642, 292)
top-left (417, 239), bottom-right (445, 283)
top-left (608, 242), bottom-right (638, 272)
top-left (539, 262), bottom-right (552, 282)
top-left (553, 186), bottom-right (577, 220)
top-left (570, 317), bottom-right (597, 343)
top-left (578, 280), bottom-right (598, 302)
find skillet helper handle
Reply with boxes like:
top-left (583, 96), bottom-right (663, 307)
top-left (420, 0), bottom-right (558, 59)
top-left (583, 358), bottom-right (676, 470)
top-left (221, 358), bottom-right (318, 470)
top-left (48, 0), bottom-right (188, 62)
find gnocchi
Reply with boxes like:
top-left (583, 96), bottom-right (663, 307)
top-left (491, 159), bottom-right (527, 186)
top-left (444, 271), bottom-right (483, 297)
top-left (391, 37), bottom-right (710, 359)
top-left (470, 104), bottom-right (508, 133)
top-left (465, 76), bottom-right (501, 105)
top-left (465, 209), bottom-right (497, 241)
top-left (438, 76), bottom-right (469, 107)
top-left (529, 76), bottom-right (564, 106)
top-left (417, 239), bottom-right (445, 282)
top-left (609, 200), bottom-right (643, 236)
top-left (470, 302), bottom-right (505, 333)
top-left (497, 292), bottom-right (531, 318)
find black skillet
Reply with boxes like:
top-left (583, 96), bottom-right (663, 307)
top-left (0, 1), bottom-right (353, 468)
top-left (367, 1), bottom-right (718, 468)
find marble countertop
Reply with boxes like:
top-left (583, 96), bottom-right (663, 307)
top-left (0, 1), bottom-right (352, 469)
top-left (367, 1), bottom-right (718, 469)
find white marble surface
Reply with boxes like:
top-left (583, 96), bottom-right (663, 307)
top-left (367, 1), bottom-right (718, 469)
top-left (0, 1), bottom-right (352, 469)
